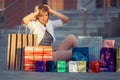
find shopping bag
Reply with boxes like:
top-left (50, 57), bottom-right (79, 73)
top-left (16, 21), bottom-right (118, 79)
top-left (24, 46), bottom-right (53, 71)
top-left (89, 61), bottom-right (99, 73)
top-left (68, 61), bottom-right (78, 72)
top-left (77, 61), bottom-right (86, 72)
top-left (102, 40), bottom-right (115, 48)
top-left (56, 61), bottom-right (66, 72)
top-left (68, 61), bottom-right (86, 72)
top-left (99, 47), bottom-right (116, 72)
top-left (78, 36), bottom-right (102, 61)
top-left (7, 25), bottom-right (38, 70)
top-left (72, 47), bottom-right (89, 71)
top-left (78, 36), bottom-right (102, 48)
top-left (116, 48), bottom-right (120, 72)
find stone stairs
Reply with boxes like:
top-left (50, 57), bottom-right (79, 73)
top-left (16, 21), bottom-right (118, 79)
top-left (52, 9), bottom-right (120, 49)
top-left (1, 9), bottom-right (120, 70)
top-left (97, 13), bottom-right (120, 37)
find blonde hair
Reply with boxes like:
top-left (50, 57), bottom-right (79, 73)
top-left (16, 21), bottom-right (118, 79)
top-left (36, 4), bottom-right (49, 16)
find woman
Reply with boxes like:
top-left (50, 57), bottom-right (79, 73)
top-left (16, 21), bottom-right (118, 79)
top-left (22, 4), bottom-right (78, 64)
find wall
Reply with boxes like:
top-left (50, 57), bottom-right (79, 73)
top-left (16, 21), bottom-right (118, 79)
top-left (1, 0), bottom-right (43, 29)
top-left (0, 0), bottom-right (97, 29)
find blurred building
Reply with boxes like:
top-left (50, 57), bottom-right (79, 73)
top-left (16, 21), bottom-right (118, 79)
top-left (0, 0), bottom-right (120, 71)
top-left (0, 0), bottom-right (120, 29)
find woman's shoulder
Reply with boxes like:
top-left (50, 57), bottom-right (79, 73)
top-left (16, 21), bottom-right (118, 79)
top-left (48, 19), bottom-right (61, 22)
top-left (48, 19), bottom-right (62, 23)
top-left (47, 19), bottom-right (52, 22)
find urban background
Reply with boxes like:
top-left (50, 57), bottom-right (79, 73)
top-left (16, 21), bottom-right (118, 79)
top-left (0, 0), bottom-right (120, 70)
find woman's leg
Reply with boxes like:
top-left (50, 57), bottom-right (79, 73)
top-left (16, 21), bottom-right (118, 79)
top-left (52, 50), bottom-right (72, 64)
top-left (55, 34), bottom-right (78, 51)
top-left (52, 34), bottom-right (78, 64)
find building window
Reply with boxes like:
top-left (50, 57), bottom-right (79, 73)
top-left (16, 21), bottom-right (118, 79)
top-left (0, 0), bottom-right (4, 9)
top-left (43, 0), bottom-right (47, 4)
top-left (96, 0), bottom-right (117, 8)
top-left (48, 0), bottom-right (64, 10)
top-left (48, 0), bottom-right (76, 10)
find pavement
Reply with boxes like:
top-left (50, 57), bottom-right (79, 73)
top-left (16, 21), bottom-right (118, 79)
top-left (0, 70), bottom-right (120, 80)
top-left (0, 32), bottom-right (120, 80)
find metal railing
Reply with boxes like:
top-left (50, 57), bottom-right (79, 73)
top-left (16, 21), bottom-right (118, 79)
top-left (81, 0), bottom-right (95, 36)
top-left (0, 0), bottom-right (20, 29)
top-left (0, 0), bottom-right (19, 11)
top-left (83, 0), bottom-right (96, 7)
top-left (80, 7), bottom-right (87, 36)
top-left (81, 0), bottom-right (111, 35)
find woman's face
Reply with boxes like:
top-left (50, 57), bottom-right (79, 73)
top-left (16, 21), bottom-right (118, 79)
top-left (38, 11), bottom-right (49, 26)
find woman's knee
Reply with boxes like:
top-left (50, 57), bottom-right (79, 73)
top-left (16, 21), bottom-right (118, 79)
top-left (67, 34), bottom-right (78, 41)
top-left (67, 34), bottom-right (78, 47)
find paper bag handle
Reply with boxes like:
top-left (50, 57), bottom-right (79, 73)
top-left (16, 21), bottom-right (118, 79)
top-left (18, 24), bottom-right (28, 34)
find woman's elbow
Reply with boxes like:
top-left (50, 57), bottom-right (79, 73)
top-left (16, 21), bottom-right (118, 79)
top-left (66, 17), bottom-right (69, 22)
top-left (63, 17), bottom-right (69, 24)
top-left (22, 18), bottom-right (28, 25)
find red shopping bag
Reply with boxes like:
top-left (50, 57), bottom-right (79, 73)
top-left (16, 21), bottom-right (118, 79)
top-left (24, 46), bottom-right (53, 71)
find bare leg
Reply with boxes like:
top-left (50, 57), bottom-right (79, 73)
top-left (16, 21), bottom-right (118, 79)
top-left (52, 34), bottom-right (78, 64)
top-left (52, 50), bottom-right (72, 64)
top-left (56, 34), bottom-right (78, 51)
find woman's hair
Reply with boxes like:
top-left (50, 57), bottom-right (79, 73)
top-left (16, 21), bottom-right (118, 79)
top-left (36, 4), bottom-right (49, 17)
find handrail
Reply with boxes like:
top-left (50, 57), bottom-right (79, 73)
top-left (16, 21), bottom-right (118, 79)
top-left (80, 0), bottom-right (95, 36)
top-left (0, 0), bottom-right (19, 12)
top-left (83, 0), bottom-right (95, 7)
top-left (80, 7), bottom-right (87, 36)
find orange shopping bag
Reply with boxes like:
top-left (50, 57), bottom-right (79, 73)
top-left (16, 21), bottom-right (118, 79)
top-left (24, 46), bottom-right (53, 71)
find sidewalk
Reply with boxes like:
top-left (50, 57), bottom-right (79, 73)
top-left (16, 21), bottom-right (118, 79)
top-left (0, 70), bottom-right (119, 80)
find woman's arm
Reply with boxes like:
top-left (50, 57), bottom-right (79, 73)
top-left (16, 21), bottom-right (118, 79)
top-left (45, 5), bottom-right (69, 24)
top-left (22, 6), bottom-right (39, 26)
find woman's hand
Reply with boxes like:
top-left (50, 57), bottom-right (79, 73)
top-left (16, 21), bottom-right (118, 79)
top-left (44, 4), bottom-right (69, 24)
top-left (33, 5), bottom-right (39, 16)
top-left (44, 4), bottom-right (54, 14)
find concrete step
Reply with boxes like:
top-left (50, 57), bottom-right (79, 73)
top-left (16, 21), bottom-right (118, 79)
top-left (1, 9), bottom-right (120, 51)
top-left (53, 36), bottom-right (120, 50)
top-left (0, 39), bottom-right (8, 46)
top-left (66, 23), bottom-right (104, 28)
top-left (55, 27), bottom-right (97, 33)
top-left (0, 46), bottom-right (7, 70)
